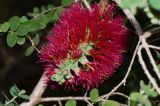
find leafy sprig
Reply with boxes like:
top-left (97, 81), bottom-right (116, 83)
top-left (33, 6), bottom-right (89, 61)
top-left (1, 85), bottom-right (29, 106)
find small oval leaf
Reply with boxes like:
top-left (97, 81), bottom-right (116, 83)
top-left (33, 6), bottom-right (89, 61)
top-left (6, 103), bottom-right (15, 106)
top-left (10, 85), bottom-right (20, 97)
top-left (149, 0), bottom-right (160, 10)
top-left (16, 24), bottom-right (29, 36)
top-left (33, 34), bottom-right (40, 45)
top-left (25, 46), bottom-right (34, 56)
top-left (7, 32), bottom-right (17, 47)
top-left (102, 100), bottom-right (120, 106)
top-left (89, 88), bottom-right (99, 103)
top-left (17, 37), bottom-right (25, 45)
top-left (0, 22), bottom-right (10, 32)
top-left (20, 16), bottom-right (28, 23)
top-left (9, 16), bottom-right (21, 31)
top-left (62, 0), bottom-right (73, 6)
top-left (33, 7), bottom-right (40, 14)
top-left (65, 100), bottom-right (76, 106)
top-left (19, 94), bottom-right (30, 100)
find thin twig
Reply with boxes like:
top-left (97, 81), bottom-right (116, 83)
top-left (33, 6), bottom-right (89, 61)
top-left (87, 40), bottom-right (141, 106)
top-left (31, 6), bottom-right (63, 20)
top-left (4, 96), bottom-right (18, 105)
top-left (149, 45), bottom-right (160, 50)
top-left (82, 0), bottom-right (91, 10)
top-left (28, 36), bottom-right (40, 53)
top-left (28, 6), bottom-right (64, 53)
top-left (137, 45), bottom-right (160, 94)
top-left (84, 92), bottom-right (93, 106)
top-left (111, 92), bottom-right (130, 106)
top-left (147, 26), bottom-right (160, 35)
top-left (74, 0), bottom-right (79, 2)
top-left (41, 97), bottom-right (90, 102)
top-left (58, 100), bottom-right (63, 106)
top-left (114, 0), bottom-right (143, 35)
top-left (99, 0), bottom-right (109, 14)
top-left (111, 92), bottom-right (130, 100)
top-left (140, 33), bottom-right (160, 80)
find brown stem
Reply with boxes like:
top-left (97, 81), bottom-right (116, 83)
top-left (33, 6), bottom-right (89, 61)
top-left (20, 73), bottom-right (47, 106)
top-left (99, 0), bottom-right (109, 15)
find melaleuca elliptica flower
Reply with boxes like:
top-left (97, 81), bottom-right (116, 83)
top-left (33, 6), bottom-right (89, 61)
top-left (39, 2), bottom-right (129, 90)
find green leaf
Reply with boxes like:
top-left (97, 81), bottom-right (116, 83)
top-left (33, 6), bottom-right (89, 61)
top-left (16, 24), bottom-right (29, 36)
top-left (70, 62), bottom-right (80, 72)
top-left (0, 22), bottom-right (10, 32)
top-left (33, 34), bottom-right (40, 45)
top-left (19, 90), bottom-right (26, 95)
top-left (10, 85), bottom-right (20, 97)
top-left (98, 101), bottom-right (102, 106)
top-left (120, 0), bottom-right (146, 15)
top-left (6, 103), bottom-right (15, 106)
top-left (19, 94), bottom-right (29, 100)
top-left (17, 37), bottom-right (25, 45)
top-left (51, 7), bottom-right (63, 21)
top-left (78, 55), bottom-right (88, 65)
top-left (89, 88), bottom-right (99, 103)
top-left (121, 0), bottom-right (146, 9)
top-left (157, 64), bottom-right (160, 70)
top-left (52, 11), bottom-right (59, 21)
top-left (7, 32), bottom-right (17, 47)
top-left (35, 15), bottom-right (49, 29)
top-left (46, 12), bottom-right (55, 22)
top-left (57, 7), bottom-right (64, 15)
top-left (47, 4), bottom-right (54, 9)
top-left (120, 0), bottom-right (132, 8)
top-left (130, 7), bottom-right (137, 15)
top-left (144, 98), bottom-right (152, 106)
top-left (41, 6), bottom-right (46, 12)
top-left (16, 89), bottom-right (29, 100)
top-left (23, 20), bottom-right (41, 32)
top-left (16, 20), bottom-right (41, 36)
top-left (130, 92), bottom-right (152, 106)
top-left (38, 105), bottom-right (44, 106)
top-left (33, 7), bottom-right (40, 14)
top-left (9, 16), bottom-right (21, 31)
top-left (149, 0), bottom-right (160, 10)
top-left (20, 16), bottom-right (28, 23)
top-left (65, 100), bottom-right (76, 106)
top-left (102, 100), bottom-right (120, 106)
top-left (62, 0), bottom-right (73, 6)
top-left (149, 90), bottom-right (158, 97)
top-left (130, 92), bottom-right (145, 101)
top-left (140, 80), bottom-right (158, 97)
top-left (25, 46), bottom-right (34, 56)
top-left (156, 51), bottom-right (160, 59)
top-left (51, 73), bottom-right (65, 84)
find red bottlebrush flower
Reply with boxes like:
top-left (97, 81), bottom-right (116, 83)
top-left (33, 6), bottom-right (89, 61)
top-left (39, 2), bottom-right (129, 90)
